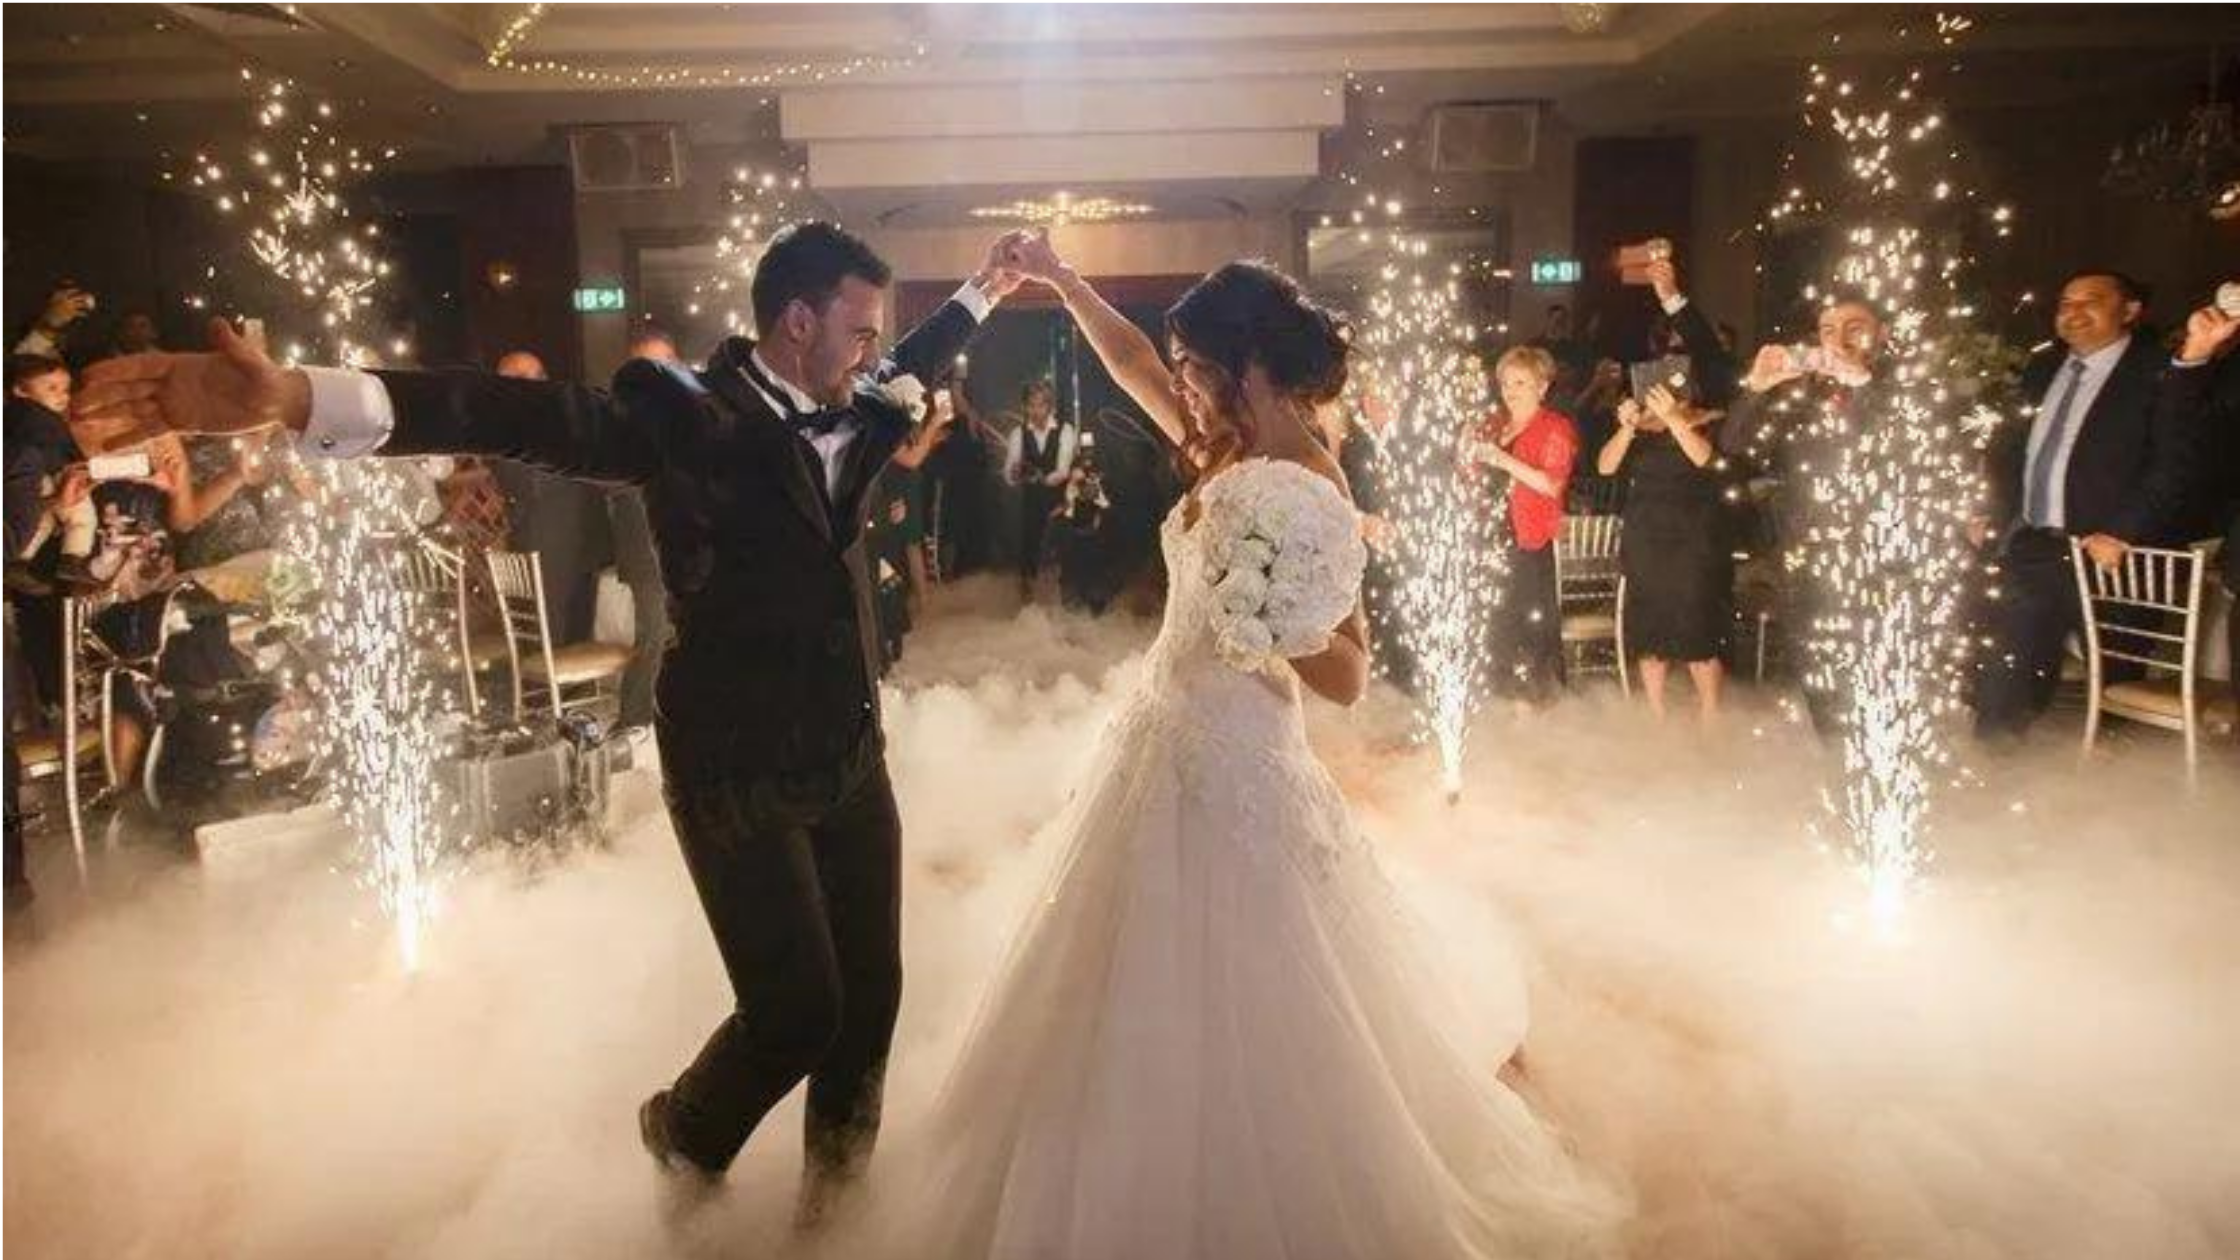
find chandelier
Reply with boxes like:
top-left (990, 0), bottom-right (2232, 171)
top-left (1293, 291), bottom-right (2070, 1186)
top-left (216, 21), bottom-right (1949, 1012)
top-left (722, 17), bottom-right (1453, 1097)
top-left (2103, 52), bottom-right (2240, 212)
top-left (969, 192), bottom-right (1153, 227)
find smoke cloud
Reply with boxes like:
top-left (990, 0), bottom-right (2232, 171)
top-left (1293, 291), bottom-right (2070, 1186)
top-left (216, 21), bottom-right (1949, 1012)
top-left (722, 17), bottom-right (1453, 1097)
top-left (8, 587), bottom-right (2237, 1258)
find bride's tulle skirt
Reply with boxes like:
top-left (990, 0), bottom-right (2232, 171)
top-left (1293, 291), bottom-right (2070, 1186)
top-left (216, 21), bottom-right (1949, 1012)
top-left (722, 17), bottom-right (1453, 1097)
top-left (845, 666), bottom-right (1624, 1259)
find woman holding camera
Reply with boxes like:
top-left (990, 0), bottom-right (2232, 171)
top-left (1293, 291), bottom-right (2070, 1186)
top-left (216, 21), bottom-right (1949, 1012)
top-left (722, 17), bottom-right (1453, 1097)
top-left (1597, 383), bottom-right (1729, 724)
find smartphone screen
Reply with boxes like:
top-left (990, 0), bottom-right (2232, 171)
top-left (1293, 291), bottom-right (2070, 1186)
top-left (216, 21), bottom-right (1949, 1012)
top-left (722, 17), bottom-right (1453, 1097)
top-left (88, 452), bottom-right (153, 482)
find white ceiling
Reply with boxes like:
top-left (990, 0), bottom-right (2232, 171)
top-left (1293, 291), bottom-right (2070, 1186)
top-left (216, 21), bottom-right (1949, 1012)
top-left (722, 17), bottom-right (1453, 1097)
top-left (5, 3), bottom-right (2236, 212)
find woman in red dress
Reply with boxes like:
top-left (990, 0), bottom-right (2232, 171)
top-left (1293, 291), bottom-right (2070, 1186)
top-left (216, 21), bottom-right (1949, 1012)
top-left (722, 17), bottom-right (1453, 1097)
top-left (1463, 346), bottom-right (1578, 705)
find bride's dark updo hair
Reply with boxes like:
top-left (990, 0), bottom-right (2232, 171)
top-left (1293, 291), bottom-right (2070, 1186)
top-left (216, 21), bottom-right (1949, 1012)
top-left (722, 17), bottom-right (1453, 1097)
top-left (1165, 261), bottom-right (1351, 482)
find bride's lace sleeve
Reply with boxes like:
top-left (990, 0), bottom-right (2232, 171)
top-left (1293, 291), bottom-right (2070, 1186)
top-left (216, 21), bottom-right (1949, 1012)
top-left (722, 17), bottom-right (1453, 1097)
top-left (1199, 460), bottom-right (1370, 672)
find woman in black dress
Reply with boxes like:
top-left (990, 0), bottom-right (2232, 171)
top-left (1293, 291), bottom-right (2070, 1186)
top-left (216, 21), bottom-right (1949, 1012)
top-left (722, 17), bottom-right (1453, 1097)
top-left (1597, 384), bottom-right (1729, 724)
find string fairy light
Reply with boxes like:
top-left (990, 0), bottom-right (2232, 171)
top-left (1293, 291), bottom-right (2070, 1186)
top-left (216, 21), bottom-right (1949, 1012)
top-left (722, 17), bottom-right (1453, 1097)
top-left (483, 3), bottom-right (924, 91)
top-left (1752, 12), bottom-right (2004, 935)
top-left (181, 71), bottom-right (457, 971)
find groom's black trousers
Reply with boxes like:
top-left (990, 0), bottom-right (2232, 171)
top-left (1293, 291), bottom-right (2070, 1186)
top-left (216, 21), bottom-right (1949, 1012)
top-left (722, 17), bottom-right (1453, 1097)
top-left (654, 724), bottom-right (904, 1178)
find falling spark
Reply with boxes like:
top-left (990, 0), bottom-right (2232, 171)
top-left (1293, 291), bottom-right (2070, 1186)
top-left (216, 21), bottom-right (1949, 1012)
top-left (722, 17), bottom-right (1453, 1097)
top-left (1335, 145), bottom-right (1502, 797)
top-left (188, 74), bottom-right (456, 970)
top-left (1755, 18), bottom-right (2001, 934)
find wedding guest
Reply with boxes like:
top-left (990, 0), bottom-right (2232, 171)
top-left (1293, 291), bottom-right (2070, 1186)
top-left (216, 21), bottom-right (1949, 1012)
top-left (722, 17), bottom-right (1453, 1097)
top-left (5, 352), bottom-right (83, 908)
top-left (1002, 379), bottom-right (1075, 597)
top-left (1530, 303), bottom-right (1592, 385)
top-left (1322, 399), bottom-right (1409, 687)
top-left (626, 325), bottom-right (681, 366)
top-left (1465, 346), bottom-right (1579, 705)
top-left (1599, 384), bottom-right (1730, 725)
top-left (14, 284), bottom-right (95, 361)
top-left (924, 363), bottom-right (1001, 580)
top-left (1644, 248), bottom-right (1739, 407)
top-left (610, 328), bottom-right (681, 725)
top-left (111, 309), bottom-right (162, 358)
top-left (1721, 292), bottom-right (1888, 736)
top-left (1052, 429), bottom-right (1116, 612)
top-left (1972, 272), bottom-right (2225, 741)
top-left (62, 433), bottom-right (263, 787)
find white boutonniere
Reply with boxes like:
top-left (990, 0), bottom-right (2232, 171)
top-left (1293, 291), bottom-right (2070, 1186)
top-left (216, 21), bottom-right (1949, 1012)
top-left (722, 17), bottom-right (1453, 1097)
top-left (874, 374), bottom-right (929, 424)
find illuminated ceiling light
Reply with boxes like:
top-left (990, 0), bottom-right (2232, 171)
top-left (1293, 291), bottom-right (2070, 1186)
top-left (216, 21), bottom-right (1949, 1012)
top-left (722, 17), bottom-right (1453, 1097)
top-left (1558, 4), bottom-right (1617, 35)
top-left (482, 1), bottom-right (921, 89)
top-left (968, 192), bottom-right (1154, 227)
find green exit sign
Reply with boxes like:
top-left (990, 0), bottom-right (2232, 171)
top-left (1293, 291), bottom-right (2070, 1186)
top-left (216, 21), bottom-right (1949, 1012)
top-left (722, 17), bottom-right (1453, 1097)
top-left (1530, 258), bottom-right (1582, 285)
top-left (572, 286), bottom-right (627, 313)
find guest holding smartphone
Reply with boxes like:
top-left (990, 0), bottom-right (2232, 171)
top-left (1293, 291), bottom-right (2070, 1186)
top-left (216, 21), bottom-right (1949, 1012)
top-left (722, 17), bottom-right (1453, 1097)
top-left (1599, 383), bottom-right (1730, 725)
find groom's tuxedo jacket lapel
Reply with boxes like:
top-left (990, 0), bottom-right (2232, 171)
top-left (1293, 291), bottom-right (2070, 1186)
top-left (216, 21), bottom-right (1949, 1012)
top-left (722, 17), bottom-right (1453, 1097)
top-left (368, 294), bottom-right (980, 795)
top-left (702, 339), bottom-right (837, 547)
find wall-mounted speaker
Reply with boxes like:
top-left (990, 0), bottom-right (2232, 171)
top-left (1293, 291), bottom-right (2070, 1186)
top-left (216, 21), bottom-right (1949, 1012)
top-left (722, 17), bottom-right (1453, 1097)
top-left (566, 124), bottom-right (685, 193)
top-left (1426, 103), bottom-right (1540, 173)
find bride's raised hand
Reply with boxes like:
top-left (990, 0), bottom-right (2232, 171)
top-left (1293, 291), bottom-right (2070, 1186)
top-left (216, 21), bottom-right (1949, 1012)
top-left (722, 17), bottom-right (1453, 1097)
top-left (1004, 231), bottom-right (1072, 286)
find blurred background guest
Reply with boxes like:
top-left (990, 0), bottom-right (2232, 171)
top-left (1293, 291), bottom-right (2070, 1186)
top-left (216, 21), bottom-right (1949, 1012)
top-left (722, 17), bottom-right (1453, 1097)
top-left (924, 359), bottom-right (1002, 582)
top-left (1001, 378), bottom-right (1074, 599)
top-left (1721, 293), bottom-right (1887, 737)
top-left (490, 349), bottom-right (613, 646)
top-left (607, 325), bottom-right (681, 727)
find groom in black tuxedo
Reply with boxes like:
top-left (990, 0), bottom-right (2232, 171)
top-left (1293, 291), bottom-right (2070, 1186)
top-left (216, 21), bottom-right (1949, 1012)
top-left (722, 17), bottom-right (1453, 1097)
top-left (69, 222), bottom-right (1030, 1211)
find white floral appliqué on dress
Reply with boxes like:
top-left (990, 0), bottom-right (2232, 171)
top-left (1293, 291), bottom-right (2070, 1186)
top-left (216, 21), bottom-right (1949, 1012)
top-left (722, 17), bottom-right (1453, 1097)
top-left (862, 458), bottom-right (1622, 1260)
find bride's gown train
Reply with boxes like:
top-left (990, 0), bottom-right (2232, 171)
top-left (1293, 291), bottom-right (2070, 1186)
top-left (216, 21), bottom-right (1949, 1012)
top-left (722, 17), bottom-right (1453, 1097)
top-left (862, 459), bottom-right (1620, 1259)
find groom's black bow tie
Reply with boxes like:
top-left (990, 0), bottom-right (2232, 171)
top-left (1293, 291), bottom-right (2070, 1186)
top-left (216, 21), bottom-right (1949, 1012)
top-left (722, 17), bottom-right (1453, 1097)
top-left (788, 407), bottom-right (852, 439)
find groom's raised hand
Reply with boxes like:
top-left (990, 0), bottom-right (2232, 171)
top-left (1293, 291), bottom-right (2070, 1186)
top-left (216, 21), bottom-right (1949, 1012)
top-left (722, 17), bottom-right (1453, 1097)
top-left (1002, 231), bottom-right (1072, 288)
top-left (71, 317), bottom-right (311, 455)
top-left (972, 229), bottom-right (1038, 303)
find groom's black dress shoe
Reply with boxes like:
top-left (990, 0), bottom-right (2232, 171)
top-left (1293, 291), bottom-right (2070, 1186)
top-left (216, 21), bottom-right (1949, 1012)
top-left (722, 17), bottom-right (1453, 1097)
top-left (639, 1089), bottom-right (723, 1180)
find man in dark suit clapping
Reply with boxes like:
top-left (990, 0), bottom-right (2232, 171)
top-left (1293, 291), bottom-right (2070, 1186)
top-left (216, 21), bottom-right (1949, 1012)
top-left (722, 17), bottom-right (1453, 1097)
top-left (1973, 271), bottom-right (2234, 740)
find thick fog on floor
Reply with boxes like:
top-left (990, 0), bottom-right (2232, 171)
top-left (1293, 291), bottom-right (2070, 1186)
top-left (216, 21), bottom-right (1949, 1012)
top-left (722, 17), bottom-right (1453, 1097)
top-left (8, 587), bottom-right (2239, 1259)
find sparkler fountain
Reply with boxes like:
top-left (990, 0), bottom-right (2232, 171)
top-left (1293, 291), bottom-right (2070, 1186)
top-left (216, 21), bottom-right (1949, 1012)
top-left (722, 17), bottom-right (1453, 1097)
top-left (185, 73), bottom-right (455, 971)
top-left (1332, 115), bottom-right (1503, 801)
top-left (1757, 15), bottom-right (2002, 934)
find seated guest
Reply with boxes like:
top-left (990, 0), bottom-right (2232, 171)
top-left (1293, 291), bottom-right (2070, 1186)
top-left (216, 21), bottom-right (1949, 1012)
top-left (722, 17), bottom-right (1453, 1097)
top-left (1972, 273), bottom-right (2232, 741)
top-left (1599, 384), bottom-right (1730, 725)
top-left (55, 432), bottom-right (263, 789)
top-left (490, 349), bottom-right (614, 644)
top-left (1464, 346), bottom-right (1579, 705)
top-left (1721, 292), bottom-right (1889, 737)
top-left (1001, 379), bottom-right (1075, 598)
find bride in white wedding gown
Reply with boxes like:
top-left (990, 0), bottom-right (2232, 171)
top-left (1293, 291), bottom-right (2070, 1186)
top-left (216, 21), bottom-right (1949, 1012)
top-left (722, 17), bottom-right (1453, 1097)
top-left (849, 245), bottom-right (1622, 1259)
